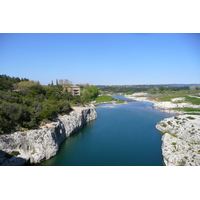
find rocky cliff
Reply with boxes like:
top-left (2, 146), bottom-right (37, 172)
top-left (156, 115), bottom-right (200, 166)
top-left (0, 106), bottom-right (97, 166)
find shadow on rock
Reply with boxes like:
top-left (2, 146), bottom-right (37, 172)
top-left (0, 150), bottom-right (29, 166)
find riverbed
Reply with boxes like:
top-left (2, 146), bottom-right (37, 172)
top-left (40, 95), bottom-right (175, 166)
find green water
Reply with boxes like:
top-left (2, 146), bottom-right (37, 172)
top-left (40, 96), bottom-right (175, 166)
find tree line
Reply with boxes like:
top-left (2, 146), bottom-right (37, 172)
top-left (0, 75), bottom-right (99, 134)
top-left (0, 74), bottom-right (29, 91)
top-left (98, 85), bottom-right (190, 94)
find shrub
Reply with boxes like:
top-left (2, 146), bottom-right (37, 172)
top-left (187, 116), bottom-right (195, 120)
top-left (11, 151), bottom-right (20, 156)
top-left (0, 102), bottom-right (30, 122)
top-left (167, 121), bottom-right (173, 126)
top-left (71, 100), bottom-right (77, 104)
top-left (0, 75), bottom-right (84, 134)
top-left (57, 100), bottom-right (72, 114)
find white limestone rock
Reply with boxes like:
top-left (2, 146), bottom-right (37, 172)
top-left (156, 115), bottom-right (200, 166)
top-left (171, 97), bottom-right (185, 102)
top-left (0, 106), bottom-right (97, 165)
top-left (126, 93), bottom-right (200, 114)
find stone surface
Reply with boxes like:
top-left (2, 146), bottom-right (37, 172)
top-left (171, 97), bottom-right (185, 102)
top-left (156, 115), bottom-right (200, 166)
top-left (0, 106), bottom-right (97, 166)
top-left (125, 93), bottom-right (200, 114)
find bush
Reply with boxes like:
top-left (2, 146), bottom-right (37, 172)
top-left (57, 100), bottom-right (72, 114)
top-left (0, 102), bottom-right (30, 122)
top-left (0, 91), bottom-right (22, 103)
top-left (28, 84), bottom-right (46, 97)
top-left (0, 75), bottom-right (89, 134)
top-left (71, 100), bottom-right (77, 104)
top-left (11, 151), bottom-right (20, 156)
top-left (0, 102), bottom-right (31, 133)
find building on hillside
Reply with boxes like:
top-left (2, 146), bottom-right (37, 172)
top-left (67, 86), bottom-right (80, 96)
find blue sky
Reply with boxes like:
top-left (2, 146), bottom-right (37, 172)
top-left (0, 33), bottom-right (199, 85)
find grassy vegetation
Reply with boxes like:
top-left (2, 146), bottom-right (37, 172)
top-left (155, 92), bottom-right (200, 107)
top-left (157, 94), bottom-right (188, 102)
top-left (173, 107), bottom-right (200, 112)
top-left (116, 99), bottom-right (125, 104)
top-left (153, 93), bottom-right (200, 115)
top-left (170, 133), bottom-right (178, 138)
top-left (11, 151), bottom-right (20, 156)
top-left (159, 130), bottom-right (178, 138)
top-left (185, 96), bottom-right (200, 105)
top-left (95, 95), bottom-right (116, 103)
top-left (95, 95), bottom-right (125, 104)
top-left (185, 113), bottom-right (200, 115)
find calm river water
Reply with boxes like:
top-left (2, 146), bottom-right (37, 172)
top-left (40, 95), bottom-right (175, 166)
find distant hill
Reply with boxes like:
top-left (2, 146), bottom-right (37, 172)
top-left (155, 84), bottom-right (200, 87)
top-left (96, 84), bottom-right (200, 88)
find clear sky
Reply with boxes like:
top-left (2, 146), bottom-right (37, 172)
top-left (0, 33), bottom-right (199, 85)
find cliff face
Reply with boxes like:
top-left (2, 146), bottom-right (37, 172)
top-left (0, 107), bottom-right (97, 166)
top-left (156, 115), bottom-right (200, 166)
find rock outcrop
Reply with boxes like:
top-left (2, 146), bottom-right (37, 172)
top-left (156, 115), bottom-right (200, 166)
top-left (125, 94), bottom-right (200, 114)
top-left (0, 106), bottom-right (97, 166)
top-left (126, 93), bottom-right (200, 165)
top-left (153, 101), bottom-right (200, 111)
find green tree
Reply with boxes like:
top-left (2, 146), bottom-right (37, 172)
top-left (81, 86), bottom-right (99, 102)
top-left (0, 75), bottom-right (14, 90)
top-left (159, 86), bottom-right (165, 93)
top-left (28, 84), bottom-right (46, 97)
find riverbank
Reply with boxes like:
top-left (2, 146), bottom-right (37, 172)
top-left (0, 106), bottom-right (97, 166)
top-left (125, 92), bottom-right (200, 166)
top-left (125, 93), bottom-right (200, 114)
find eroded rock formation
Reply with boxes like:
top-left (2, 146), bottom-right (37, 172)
top-left (156, 115), bottom-right (200, 166)
top-left (0, 107), bottom-right (97, 166)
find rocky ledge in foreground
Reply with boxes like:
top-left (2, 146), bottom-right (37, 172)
top-left (156, 115), bottom-right (200, 166)
top-left (0, 106), bottom-right (97, 166)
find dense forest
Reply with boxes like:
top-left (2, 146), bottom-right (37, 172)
top-left (0, 75), bottom-right (99, 134)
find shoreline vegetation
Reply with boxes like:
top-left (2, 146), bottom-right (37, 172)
top-left (0, 75), bottom-right (99, 135)
top-left (93, 95), bottom-right (126, 105)
top-left (0, 75), bottom-right (129, 135)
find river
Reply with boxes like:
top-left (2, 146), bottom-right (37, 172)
top-left (39, 95), bottom-right (175, 166)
